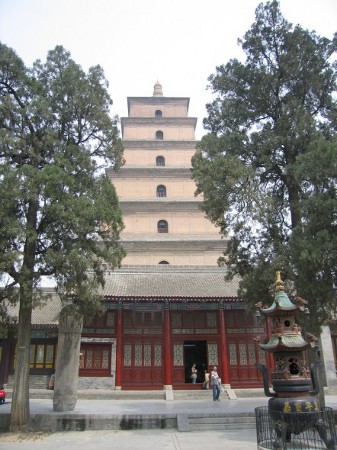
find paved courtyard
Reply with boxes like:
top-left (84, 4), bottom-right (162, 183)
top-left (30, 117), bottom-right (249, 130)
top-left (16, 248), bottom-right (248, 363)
top-left (1, 395), bottom-right (336, 449)
top-left (0, 428), bottom-right (257, 450)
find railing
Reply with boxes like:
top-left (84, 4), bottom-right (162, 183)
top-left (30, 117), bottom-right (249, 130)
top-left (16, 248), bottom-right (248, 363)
top-left (255, 406), bottom-right (336, 449)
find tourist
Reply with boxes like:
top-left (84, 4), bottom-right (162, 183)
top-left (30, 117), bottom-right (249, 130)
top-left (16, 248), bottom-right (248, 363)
top-left (203, 369), bottom-right (210, 389)
top-left (211, 366), bottom-right (221, 401)
top-left (191, 363), bottom-right (198, 383)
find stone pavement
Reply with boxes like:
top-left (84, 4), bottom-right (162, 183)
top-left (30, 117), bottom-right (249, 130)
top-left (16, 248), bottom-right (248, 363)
top-left (0, 428), bottom-right (257, 450)
top-left (0, 395), bottom-right (336, 449)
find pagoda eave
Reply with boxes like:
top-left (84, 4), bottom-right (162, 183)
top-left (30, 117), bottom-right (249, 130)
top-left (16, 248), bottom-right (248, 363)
top-left (260, 343), bottom-right (310, 352)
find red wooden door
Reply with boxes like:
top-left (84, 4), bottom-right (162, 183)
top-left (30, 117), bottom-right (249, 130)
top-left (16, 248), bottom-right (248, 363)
top-left (228, 339), bottom-right (265, 387)
top-left (122, 340), bottom-right (163, 389)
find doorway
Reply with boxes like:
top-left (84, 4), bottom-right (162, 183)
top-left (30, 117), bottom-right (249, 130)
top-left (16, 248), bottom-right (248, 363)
top-left (184, 340), bottom-right (207, 383)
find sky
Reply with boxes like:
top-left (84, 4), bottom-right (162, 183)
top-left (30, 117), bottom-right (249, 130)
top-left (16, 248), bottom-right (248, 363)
top-left (0, 0), bottom-right (336, 140)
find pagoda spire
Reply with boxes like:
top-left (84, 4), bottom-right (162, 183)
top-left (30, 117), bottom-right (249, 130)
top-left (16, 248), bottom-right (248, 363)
top-left (153, 80), bottom-right (163, 97)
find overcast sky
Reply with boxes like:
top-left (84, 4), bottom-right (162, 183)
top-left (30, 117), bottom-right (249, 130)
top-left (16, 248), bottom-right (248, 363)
top-left (1, 0), bottom-right (336, 140)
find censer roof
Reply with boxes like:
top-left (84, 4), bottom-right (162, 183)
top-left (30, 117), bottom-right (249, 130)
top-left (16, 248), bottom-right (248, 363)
top-left (260, 334), bottom-right (310, 352)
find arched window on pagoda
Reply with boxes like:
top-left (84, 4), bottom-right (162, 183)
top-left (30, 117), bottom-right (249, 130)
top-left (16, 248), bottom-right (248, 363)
top-left (155, 110), bottom-right (162, 118)
top-left (159, 260), bottom-right (169, 264)
top-left (156, 185), bottom-right (166, 197)
top-left (156, 156), bottom-right (165, 166)
top-left (156, 130), bottom-right (163, 140)
top-left (157, 220), bottom-right (168, 233)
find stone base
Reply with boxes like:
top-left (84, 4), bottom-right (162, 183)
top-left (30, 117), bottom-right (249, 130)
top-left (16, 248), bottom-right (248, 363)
top-left (53, 396), bottom-right (78, 412)
top-left (164, 386), bottom-right (174, 401)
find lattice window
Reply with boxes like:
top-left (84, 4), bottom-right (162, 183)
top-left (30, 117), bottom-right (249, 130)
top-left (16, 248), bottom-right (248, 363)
top-left (229, 343), bottom-right (237, 365)
top-left (94, 350), bottom-right (101, 369)
top-left (226, 312), bottom-right (235, 327)
top-left (207, 312), bottom-right (217, 328)
top-left (86, 350), bottom-right (93, 368)
top-left (106, 312), bottom-right (115, 327)
top-left (102, 350), bottom-right (109, 369)
top-left (123, 311), bottom-right (132, 327)
top-left (83, 311), bottom-right (115, 332)
top-left (239, 343), bottom-right (248, 365)
top-left (144, 344), bottom-right (152, 366)
top-left (36, 345), bottom-right (44, 367)
top-left (173, 344), bottom-right (184, 366)
top-left (124, 344), bottom-right (132, 367)
top-left (135, 344), bottom-right (143, 366)
top-left (183, 313), bottom-right (194, 328)
top-left (172, 312), bottom-right (182, 328)
top-left (207, 343), bottom-right (218, 365)
top-left (248, 343), bottom-right (256, 364)
top-left (45, 345), bottom-right (54, 369)
top-left (195, 312), bottom-right (204, 327)
top-left (30, 345), bottom-right (36, 365)
top-left (154, 344), bottom-right (162, 366)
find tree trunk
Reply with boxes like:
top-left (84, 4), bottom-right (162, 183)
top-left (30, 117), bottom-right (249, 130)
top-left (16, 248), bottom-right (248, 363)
top-left (287, 182), bottom-right (301, 230)
top-left (10, 197), bottom-right (38, 431)
top-left (9, 291), bottom-right (33, 431)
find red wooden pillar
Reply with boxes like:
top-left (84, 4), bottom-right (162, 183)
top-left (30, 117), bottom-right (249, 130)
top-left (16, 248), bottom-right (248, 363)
top-left (164, 305), bottom-right (172, 387)
top-left (115, 304), bottom-right (122, 389)
top-left (218, 307), bottom-right (230, 387)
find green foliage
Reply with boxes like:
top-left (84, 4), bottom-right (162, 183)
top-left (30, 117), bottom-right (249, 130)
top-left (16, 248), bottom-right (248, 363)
top-left (1, 42), bottom-right (126, 429)
top-left (192, 1), bottom-right (337, 331)
top-left (0, 43), bottom-right (125, 312)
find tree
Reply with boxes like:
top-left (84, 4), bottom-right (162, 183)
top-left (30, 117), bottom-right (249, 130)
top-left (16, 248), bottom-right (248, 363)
top-left (0, 44), bottom-right (125, 431)
top-left (192, 1), bottom-right (337, 330)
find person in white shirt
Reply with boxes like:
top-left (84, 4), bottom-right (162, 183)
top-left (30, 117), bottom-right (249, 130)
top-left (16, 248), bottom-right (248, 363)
top-left (191, 363), bottom-right (198, 384)
top-left (211, 366), bottom-right (221, 401)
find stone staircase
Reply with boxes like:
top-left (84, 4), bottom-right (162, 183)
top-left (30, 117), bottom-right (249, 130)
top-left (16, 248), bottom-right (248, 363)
top-left (187, 412), bottom-right (256, 431)
top-left (173, 389), bottom-right (230, 400)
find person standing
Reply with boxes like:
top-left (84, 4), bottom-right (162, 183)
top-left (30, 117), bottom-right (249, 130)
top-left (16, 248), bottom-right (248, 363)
top-left (191, 363), bottom-right (198, 383)
top-left (211, 366), bottom-right (221, 401)
top-left (203, 369), bottom-right (210, 389)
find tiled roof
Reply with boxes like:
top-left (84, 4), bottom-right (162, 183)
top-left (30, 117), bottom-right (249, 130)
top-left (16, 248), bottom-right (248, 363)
top-left (4, 267), bottom-right (240, 326)
top-left (103, 266), bottom-right (240, 299)
top-left (5, 290), bottom-right (61, 327)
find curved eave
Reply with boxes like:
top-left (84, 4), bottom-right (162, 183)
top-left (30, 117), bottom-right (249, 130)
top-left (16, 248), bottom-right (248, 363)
top-left (260, 335), bottom-right (310, 352)
top-left (260, 342), bottom-right (310, 352)
top-left (261, 302), bottom-right (298, 316)
top-left (104, 296), bottom-right (241, 303)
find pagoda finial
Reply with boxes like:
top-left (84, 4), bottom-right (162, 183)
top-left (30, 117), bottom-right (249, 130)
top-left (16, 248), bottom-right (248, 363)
top-left (275, 271), bottom-right (284, 293)
top-left (153, 80), bottom-right (163, 97)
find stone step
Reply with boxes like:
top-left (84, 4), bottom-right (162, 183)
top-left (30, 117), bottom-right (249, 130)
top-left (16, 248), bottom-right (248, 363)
top-left (176, 413), bottom-right (256, 431)
top-left (188, 414), bottom-right (256, 431)
top-left (173, 390), bottom-right (229, 400)
top-left (5, 389), bottom-right (167, 400)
